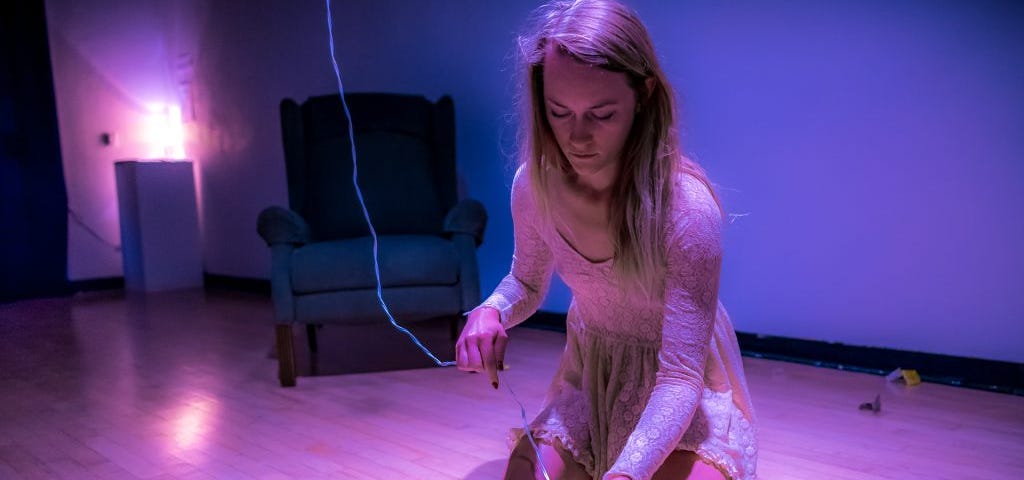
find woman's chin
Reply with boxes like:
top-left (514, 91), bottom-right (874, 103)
top-left (568, 157), bottom-right (613, 176)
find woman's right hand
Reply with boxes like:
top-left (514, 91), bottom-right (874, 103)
top-left (456, 306), bottom-right (508, 389)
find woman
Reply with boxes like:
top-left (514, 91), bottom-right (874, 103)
top-left (456, 1), bottom-right (758, 479)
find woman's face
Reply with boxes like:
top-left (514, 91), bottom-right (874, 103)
top-left (541, 45), bottom-right (638, 181)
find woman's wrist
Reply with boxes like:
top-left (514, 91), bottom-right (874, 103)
top-left (473, 305), bottom-right (501, 321)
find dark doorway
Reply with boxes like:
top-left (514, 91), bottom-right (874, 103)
top-left (1, 1), bottom-right (69, 302)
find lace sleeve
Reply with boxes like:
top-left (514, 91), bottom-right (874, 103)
top-left (467, 166), bottom-right (554, 330)
top-left (605, 183), bottom-right (723, 480)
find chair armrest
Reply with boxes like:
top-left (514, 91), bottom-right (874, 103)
top-left (443, 199), bottom-right (487, 246)
top-left (268, 244), bottom-right (296, 323)
top-left (257, 206), bottom-right (312, 246)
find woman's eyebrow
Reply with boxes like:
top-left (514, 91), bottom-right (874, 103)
top-left (546, 97), bottom-right (619, 109)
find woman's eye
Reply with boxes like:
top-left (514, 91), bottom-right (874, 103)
top-left (550, 110), bottom-right (570, 118)
top-left (593, 112), bottom-right (615, 121)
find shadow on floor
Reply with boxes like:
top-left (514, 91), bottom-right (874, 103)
top-left (280, 316), bottom-right (460, 377)
top-left (462, 458), bottom-right (508, 480)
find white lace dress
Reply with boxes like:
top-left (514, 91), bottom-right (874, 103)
top-left (473, 166), bottom-right (758, 480)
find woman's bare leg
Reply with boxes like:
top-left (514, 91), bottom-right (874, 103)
top-left (651, 450), bottom-right (727, 480)
top-left (504, 435), bottom-right (591, 480)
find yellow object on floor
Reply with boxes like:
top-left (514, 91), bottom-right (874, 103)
top-left (901, 369), bottom-right (922, 386)
top-left (886, 368), bottom-right (922, 386)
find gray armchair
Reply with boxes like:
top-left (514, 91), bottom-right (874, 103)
top-left (257, 93), bottom-right (487, 387)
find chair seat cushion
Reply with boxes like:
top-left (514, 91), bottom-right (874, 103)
top-left (290, 235), bottom-right (459, 294)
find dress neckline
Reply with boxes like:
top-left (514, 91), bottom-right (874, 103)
top-left (553, 226), bottom-right (614, 265)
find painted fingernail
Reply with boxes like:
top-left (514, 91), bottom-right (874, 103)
top-left (498, 361), bottom-right (505, 371)
top-left (492, 381), bottom-right (499, 389)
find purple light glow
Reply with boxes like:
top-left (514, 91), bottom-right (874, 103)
top-left (141, 103), bottom-right (187, 160)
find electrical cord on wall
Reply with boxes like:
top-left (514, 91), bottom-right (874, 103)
top-left (67, 207), bottom-right (121, 252)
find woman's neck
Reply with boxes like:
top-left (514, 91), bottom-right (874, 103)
top-left (565, 164), bottom-right (618, 202)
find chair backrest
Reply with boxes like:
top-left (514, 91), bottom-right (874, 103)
top-left (279, 93), bottom-right (457, 241)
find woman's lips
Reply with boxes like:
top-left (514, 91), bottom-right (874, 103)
top-left (570, 152), bottom-right (598, 158)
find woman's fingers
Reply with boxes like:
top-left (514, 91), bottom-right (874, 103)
top-left (463, 333), bottom-right (484, 373)
top-left (454, 309), bottom-right (506, 389)
top-left (478, 334), bottom-right (499, 389)
top-left (493, 330), bottom-right (509, 372)
top-left (456, 337), bottom-right (471, 371)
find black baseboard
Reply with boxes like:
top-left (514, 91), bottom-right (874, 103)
top-left (68, 276), bottom-right (124, 293)
top-left (736, 332), bottom-right (1024, 395)
top-left (521, 310), bottom-right (571, 332)
top-left (66, 274), bottom-right (271, 295)
top-left (203, 274), bottom-right (270, 294)
top-left (521, 311), bottom-right (1024, 396)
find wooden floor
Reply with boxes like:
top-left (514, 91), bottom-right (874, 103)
top-left (0, 289), bottom-right (1021, 479)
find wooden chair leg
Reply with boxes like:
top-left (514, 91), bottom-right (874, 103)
top-left (276, 324), bottom-right (297, 387)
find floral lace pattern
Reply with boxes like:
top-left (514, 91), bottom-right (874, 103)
top-left (480, 166), bottom-right (758, 480)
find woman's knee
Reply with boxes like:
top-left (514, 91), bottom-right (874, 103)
top-left (505, 435), bottom-right (590, 480)
top-left (652, 450), bottom-right (727, 480)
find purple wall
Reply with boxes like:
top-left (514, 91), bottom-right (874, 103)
top-left (46, 0), bottom-right (1024, 362)
top-left (668, 1), bottom-right (1024, 364)
top-left (46, 0), bottom-right (195, 280)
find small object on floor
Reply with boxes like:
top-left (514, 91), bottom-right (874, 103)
top-left (886, 368), bottom-right (922, 386)
top-left (859, 393), bottom-right (881, 413)
top-left (902, 369), bottom-right (922, 386)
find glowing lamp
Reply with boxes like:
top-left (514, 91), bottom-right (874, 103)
top-left (142, 103), bottom-right (186, 160)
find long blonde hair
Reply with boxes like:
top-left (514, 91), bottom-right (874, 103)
top-left (516, 0), bottom-right (724, 298)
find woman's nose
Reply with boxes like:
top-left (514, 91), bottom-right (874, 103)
top-left (569, 117), bottom-right (593, 145)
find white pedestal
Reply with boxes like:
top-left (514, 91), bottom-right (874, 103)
top-left (115, 160), bottom-right (203, 292)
